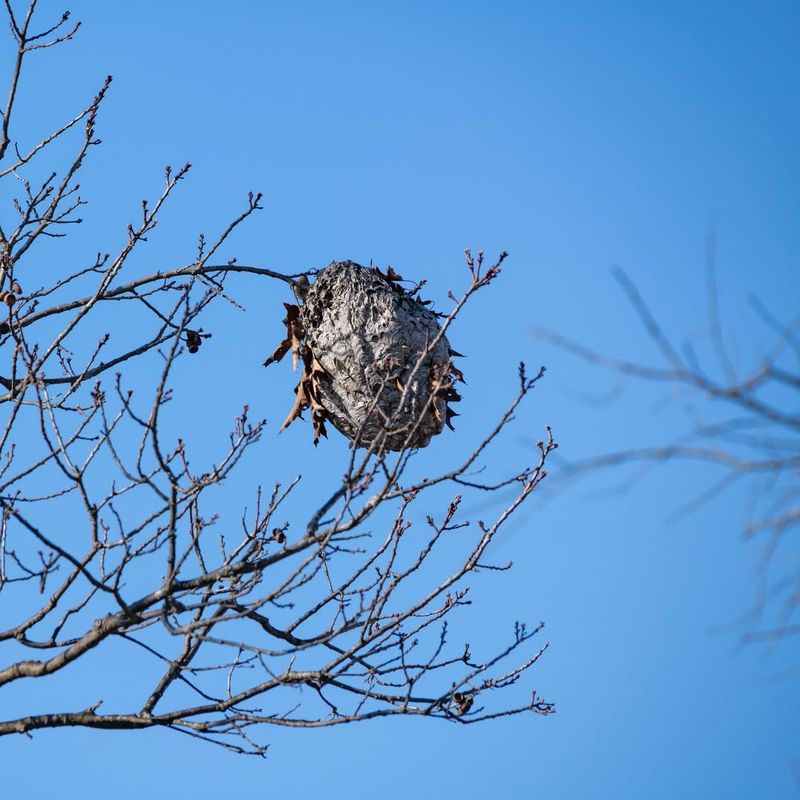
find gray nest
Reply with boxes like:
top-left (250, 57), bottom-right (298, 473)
top-left (265, 261), bottom-right (462, 450)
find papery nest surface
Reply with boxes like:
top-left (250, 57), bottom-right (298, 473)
top-left (265, 261), bottom-right (463, 450)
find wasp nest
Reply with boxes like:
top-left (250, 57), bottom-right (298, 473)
top-left (265, 261), bottom-right (463, 450)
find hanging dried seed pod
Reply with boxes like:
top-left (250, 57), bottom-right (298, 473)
top-left (265, 261), bottom-right (463, 450)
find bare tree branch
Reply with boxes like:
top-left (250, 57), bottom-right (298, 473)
top-left (0, 1), bottom-right (555, 756)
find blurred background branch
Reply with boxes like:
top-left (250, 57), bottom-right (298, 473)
top-left (533, 241), bottom-right (799, 645)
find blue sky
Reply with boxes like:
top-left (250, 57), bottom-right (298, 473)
top-left (3, 1), bottom-right (799, 797)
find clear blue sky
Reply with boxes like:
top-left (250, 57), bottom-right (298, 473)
top-left (3, 1), bottom-right (799, 797)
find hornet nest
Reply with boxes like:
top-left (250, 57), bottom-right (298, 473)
top-left (264, 261), bottom-right (464, 450)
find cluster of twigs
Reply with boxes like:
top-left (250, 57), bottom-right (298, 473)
top-left (0, 2), bottom-right (555, 755)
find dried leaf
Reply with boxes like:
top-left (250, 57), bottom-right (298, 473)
top-left (283, 302), bottom-right (301, 323)
top-left (308, 388), bottom-right (327, 415)
top-left (290, 330), bottom-right (303, 372)
top-left (310, 355), bottom-right (327, 379)
top-left (312, 412), bottom-right (328, 445)
top-left (445, 407), bottom-right (459, 431)
top-left (279, 380), bottom-right (310, 431)
top-left (264, 335), bottom-right (292, 368)
top-left (264, 303), bottom-right (302, 367)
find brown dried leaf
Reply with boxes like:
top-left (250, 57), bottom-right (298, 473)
top-left (283, 302), bottom-right (301, 323)
top-left (264, 336), bottom-right (292, 368)
top-left (310, 355), bottom-right (327, 379)
top-left (312, 412), bottom-right (328, 446)
top-left (457, 695), bottom-right (473, 715)
top-left (445, 407), bottom-right (459, 431)
top-left (308, 390), bottom-right (327, 415)
top-left (290, 331), bottom-right (303, 372)
top-left (264, 303), bottom-right (302, 368)
top-left (279, 379), bottom-right (310, 431)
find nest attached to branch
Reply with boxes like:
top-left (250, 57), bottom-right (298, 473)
top-left (264, 261), bottom-right (463, 450)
